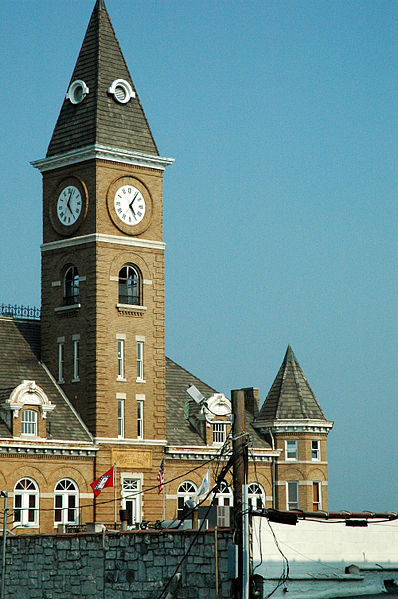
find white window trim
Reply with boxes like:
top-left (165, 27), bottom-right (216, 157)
top-left (13, 478), bottom-right (39, 528)
top-left (117, 338), bottom-right (125, 381)
top-left (311, 440), bottom-right (321, 461)
top-left (212, 422), bottom-right (226, 445)
top-left (136, 341), bottom-right (144, 382)
top-left (54, 479), bottom-right (79, 526)
top-left (285, 439), bottom-right (298, 461)
top-left (121, 474), bottom-right (142, 526)
top-left (137, 400), bottom-right (144, 440)
top-left (286, 481), bottom-right (299, 511)
top-left (21, 409), bottom-right (38, 437)
top-left (118, 398), bottom-right (125, 439)
top-left (58, 340), bottom-right (65, 383)
top-left (312, 481), bottom-right (322, 511)
top-left (72, 338), bottom-right (80, 382)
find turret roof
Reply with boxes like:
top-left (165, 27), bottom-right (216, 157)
top-left (47, 0), bottom-right (158, 157)
top-left (258, 345), bottom-right (327, 421)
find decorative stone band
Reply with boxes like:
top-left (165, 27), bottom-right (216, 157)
top-left (253, 419), bottom-right (334, 435)
top-left (31, 143), bottom-right (174, 172)
top-left (0, 444), bottom-right (97, 456)
top-left (166, 447), bottom-right (278, 461)
top-left (41, 233), bottom-right (166, 253)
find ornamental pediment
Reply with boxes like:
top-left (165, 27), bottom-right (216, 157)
top-left (4, 380), bottom-right (55, 419)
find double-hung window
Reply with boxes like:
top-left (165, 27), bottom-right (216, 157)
top-left (117, 339), bottom-right (125, 379)
top-left (285, 439), bottom-right (298, 460)
top-left (137, 400), bottom-right (144, 439)
top-left (21, 410), bottom-right (37, 437)
top-left (311, 440), bottom-right (320, 461)
top-left (287, 481), bottom-right (299, 510)
top-left (136, 341), bottom-right (144, 381)
top-left (72, 334), bottom-right (80, 381)
top-left (58, 338), bottom-right (64, 382)
top-left (118, 398), bottom-right (125, 438)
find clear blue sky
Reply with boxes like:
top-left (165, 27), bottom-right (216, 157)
top-left (0, 0), bottom-right (396, 511)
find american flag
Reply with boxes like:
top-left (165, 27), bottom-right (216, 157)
top-left (157, 457), bottom-right (165, 494)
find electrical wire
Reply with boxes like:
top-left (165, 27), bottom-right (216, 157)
top-left (2, 445), bottom-right (232, 520)
top-left (155, 451), bottom-right (236, 599)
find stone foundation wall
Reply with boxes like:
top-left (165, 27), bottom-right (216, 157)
top-left (3, 528), bottom-right (233, 599)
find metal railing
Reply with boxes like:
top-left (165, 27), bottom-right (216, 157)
top-left (0, 304), bottom-right (41, 320)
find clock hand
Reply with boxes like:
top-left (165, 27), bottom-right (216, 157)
top-left (129, 192), bottom-right (139, 217)
top-left (66, 190), bottom-right (73, 215)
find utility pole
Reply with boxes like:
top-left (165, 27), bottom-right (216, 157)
top-left (231, 389), bottom-right (249, 599)
top-left (0, 490), bottom-right (8, 599)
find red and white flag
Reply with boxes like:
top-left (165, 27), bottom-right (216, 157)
top-left (90, 466), bottom-right (114, 497)
top-left (157, 457), bottom-right (165, 494)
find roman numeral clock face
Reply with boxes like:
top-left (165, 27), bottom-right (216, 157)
top-left (106, 177), bottom-right (152, 235)
top-left (114, 185), bottom-right (146, 226)
top-left (57, 185), bottom-right (82, 225)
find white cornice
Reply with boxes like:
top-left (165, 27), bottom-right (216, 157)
top-left (41, 233), bottom-right (166, 253)
top-left (94, 437), bottom-right (167, 445)
top-left (31, 144), bottom-right (174, 172)
top-left (253, 419), bottom-right (334, 434)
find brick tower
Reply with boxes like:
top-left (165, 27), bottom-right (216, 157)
top-left (32, 0), bottom-right (173, 522)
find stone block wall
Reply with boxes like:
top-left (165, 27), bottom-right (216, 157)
top-left (3, 529), bottom-right (233, 599)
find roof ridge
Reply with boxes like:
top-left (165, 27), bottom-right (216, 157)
top-left (166, 356), bottom-right (218, 395)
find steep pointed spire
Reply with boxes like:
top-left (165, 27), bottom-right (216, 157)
top-left (47, 0), bottom-right (158, 157)
top-left (258, 346), bottom-right (326, 421)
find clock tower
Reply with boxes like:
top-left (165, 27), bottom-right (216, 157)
top-left (32, 0), bottom-right (173, 520)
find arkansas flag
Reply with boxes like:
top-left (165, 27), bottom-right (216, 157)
top-left (90, 466), bottom-right (114, 497)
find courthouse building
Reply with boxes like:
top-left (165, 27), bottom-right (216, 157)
top-left (0, 0), bottom-right (333, 533)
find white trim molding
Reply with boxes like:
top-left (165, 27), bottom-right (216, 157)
top-left (254, 419), bottom-right (334, 435)
top-left (31, 143), bottom-right (174, 173)
top-left (41, 233), bottom-right (165, 253)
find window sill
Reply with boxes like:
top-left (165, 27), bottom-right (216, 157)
top-left (54, 304), bottom-right (81, 313)
top-left (116, 304), bottom-right (146, 317)
top-left (136, 378), bottom-right (146, 384)
top-left (117, 377), bottom-right (127, 382)
top-left (72, 378), bottom-right (80, 383)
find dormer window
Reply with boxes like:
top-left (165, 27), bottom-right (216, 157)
top-left (119, 265), bottom-right (141, 305)
top-left (64, 266), bottom-right (79, 305)
top-left (21, 409), bottom-right (37, 437)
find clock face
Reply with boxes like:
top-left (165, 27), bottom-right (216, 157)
top-left (57, 185), bottom-right (82, 226)
top-left (114, 185), bottom-right (146, 226)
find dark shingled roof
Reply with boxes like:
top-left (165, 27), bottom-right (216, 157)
top-left (47, 0), bottom-right (158, 157)
top-left (0, 318), bottom-right (93, 443)
top-left (166, 357), bottom-right (271, 449)
top-left (258, 345), bottom-right (326, 421)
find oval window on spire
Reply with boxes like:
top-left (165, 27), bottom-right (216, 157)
top-left (66, 80), bottom-right (89, 105)
top-left (108, 79), bottom-right (135, 104)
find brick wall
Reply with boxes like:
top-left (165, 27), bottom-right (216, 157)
top-left (3, 529), bottom-right (233, 599)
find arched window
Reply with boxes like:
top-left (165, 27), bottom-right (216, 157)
top-left (64, 266), bottom-right (79, 305)
top-left (118, 265), bottom-right (141, 305)
top-left (54, 479), bottom-right (79, 525)
top-left (213, 480), bottom-right (233, 507)
top-left (14, 478), bottom-right (39, 527)
top-left (21, 409), bottom-right (37, 436)
top-left (177, 481), bottom-right (197, 518)
top-left (248, 482), bottom-right (265, 510)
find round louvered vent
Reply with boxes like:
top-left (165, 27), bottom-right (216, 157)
top-left (108, 79), bottom-right (135, 104)
top-left (66, 80), bottom-right (89, 105)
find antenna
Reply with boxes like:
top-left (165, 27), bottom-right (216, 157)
top-left (186, 384), bottom-right (206, 405)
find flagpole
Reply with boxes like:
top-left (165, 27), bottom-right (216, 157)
top-left (114, 462), bottom-right (117, 528)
